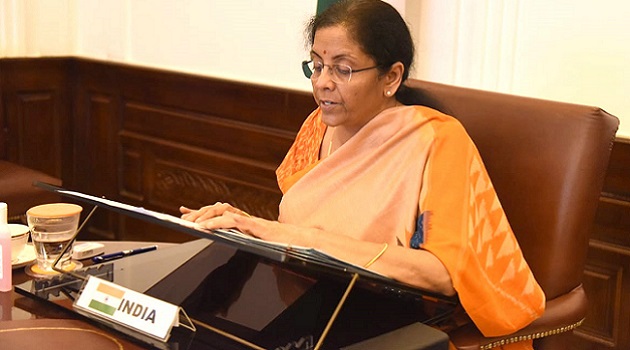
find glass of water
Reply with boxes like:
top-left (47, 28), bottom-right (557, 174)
top-left (27, 203), bottom-right (83, 273)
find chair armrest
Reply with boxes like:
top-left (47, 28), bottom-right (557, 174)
top-left (449, 285), bottom-right (588, 349)
top-left (0, 160), bottom-right (62, 222)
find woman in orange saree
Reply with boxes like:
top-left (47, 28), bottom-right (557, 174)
top-left (181, 1), bottom-right (544, 348)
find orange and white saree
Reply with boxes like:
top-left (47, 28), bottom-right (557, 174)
top-left (276, 105), bottom-right (545, 349)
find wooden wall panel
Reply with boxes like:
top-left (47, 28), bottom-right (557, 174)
top-left (85, 93), bottom-right (118, 193)
top-left (120, 148), bottom-right (144, 201)
top-left (602, 141), bottom-right (630, 199)
top-left (2, 57), bottom-right (630, 348)
top-left (0, 58), bottom-right (71, 179)
top-left (121, 101), bottom-right (296, 168)
top-left (116, 68), bottom-right (308, 133)
top-left (570, 139), bottom-right (630, 350)
top-left (119, 134), bottom-right (282, 219)
top-left (579, 261), bottom-right (623, 347)
top-left (67, 58), bottom-right (315, 241)
top-left (13, 91), bottom-right (61, 175)
top-left (78, 92), bottom-right (120, 240)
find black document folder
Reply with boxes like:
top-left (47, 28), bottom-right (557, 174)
top-left (18, 182), bottom-right (455, 349)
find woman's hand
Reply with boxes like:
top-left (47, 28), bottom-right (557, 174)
top-left (179, 204), bottom-right (454, 295)
top-left (180, 202), bottom-right (249, 223)
top-left (179, 203), bottom-right (318, 247)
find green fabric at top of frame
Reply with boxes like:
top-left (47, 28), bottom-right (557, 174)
top-left (317, 0), bottom-right (339, 14)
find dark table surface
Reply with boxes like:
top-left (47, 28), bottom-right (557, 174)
top-left (2, 239), bottom-right (451, 350)
top-left (1, 241), bottom-right (177, 350)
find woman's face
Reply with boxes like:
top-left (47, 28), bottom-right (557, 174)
top-left (310, 25), bottom-right (395, 134)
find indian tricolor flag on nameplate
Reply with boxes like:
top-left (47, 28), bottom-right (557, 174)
top-left (75, 275), bottom-right (184, 341)
top-left (88, 281), bottom-right (125, 316)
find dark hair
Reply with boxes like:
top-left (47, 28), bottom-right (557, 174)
top-left (306, 0), bottom-right (415, 99)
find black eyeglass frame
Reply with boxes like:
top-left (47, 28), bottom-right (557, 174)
top-left (301, 60), bottom-right (381, 84)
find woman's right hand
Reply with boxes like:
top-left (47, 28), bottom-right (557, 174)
top-left (179, 203), bottom-right (318, 248)
top-left (179, 202), bottom-right (249, 223)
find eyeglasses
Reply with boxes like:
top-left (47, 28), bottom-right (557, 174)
top-left (302, 60), bottom-right (380, 84)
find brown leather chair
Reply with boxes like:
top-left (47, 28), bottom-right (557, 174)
top-left (0, 160), bottom-right (62, 223)
top-left (400, 79), bottom-right (619, 349)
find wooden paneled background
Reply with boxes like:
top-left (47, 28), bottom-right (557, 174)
top-left (1, 57), bottom-right (628, 349)
top-left (0, 57), bottom-right (315, 242)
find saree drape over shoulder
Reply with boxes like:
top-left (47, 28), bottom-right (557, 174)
top-left (276, 106), bottom-right (545, 349)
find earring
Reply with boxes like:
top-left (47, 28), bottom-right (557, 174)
top-left (386, 91), bottom-right (392, 96)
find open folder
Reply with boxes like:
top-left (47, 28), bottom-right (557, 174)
top-left (35, 182), bottom-right (382, 272)
top-left (34, 181), bottom-right (455, 303)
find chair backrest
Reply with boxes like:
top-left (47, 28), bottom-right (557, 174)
top-left (401, 79), bottom-right (618, 300)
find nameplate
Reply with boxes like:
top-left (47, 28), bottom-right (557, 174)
top-left (74, 276), bottom-right (180, 341)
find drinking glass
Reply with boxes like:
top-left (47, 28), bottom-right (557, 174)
top-left (27, 203), bottom-right (82, 272)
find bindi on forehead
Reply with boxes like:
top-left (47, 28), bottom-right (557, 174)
top-left (323, 50), bottom-right (327, 55)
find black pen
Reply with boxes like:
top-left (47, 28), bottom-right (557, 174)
top-left (92, 245), bottom-right (158, 263)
